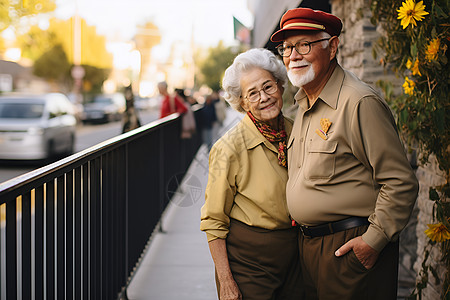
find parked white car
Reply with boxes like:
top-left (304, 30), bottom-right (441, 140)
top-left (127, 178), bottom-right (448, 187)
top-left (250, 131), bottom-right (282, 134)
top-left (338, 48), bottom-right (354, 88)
top-left (0, 93), bottom-right (77, 160)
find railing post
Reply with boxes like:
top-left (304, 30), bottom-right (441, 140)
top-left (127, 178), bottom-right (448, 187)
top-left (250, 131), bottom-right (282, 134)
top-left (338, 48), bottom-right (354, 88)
top-left (6, 197), bottom-right (17, 300)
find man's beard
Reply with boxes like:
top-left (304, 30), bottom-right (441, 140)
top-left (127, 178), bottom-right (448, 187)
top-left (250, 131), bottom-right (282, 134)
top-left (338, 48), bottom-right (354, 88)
top-left (287, 61), bottom-right (315, 88)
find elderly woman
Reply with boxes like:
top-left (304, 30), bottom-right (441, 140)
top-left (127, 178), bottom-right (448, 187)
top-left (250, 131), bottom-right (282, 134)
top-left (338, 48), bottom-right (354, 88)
top-left (200, 48), bottom-right (303, 300)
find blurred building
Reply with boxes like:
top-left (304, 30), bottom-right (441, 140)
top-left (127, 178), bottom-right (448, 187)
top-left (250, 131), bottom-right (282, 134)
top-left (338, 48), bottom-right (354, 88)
top-left (0, 59), bottom-right (50, 93)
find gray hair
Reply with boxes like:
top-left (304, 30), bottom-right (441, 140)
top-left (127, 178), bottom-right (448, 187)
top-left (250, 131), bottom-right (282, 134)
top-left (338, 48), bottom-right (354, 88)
top-left (222, 48), bottom-right (288, 113)
top-left (317, 31), bottom-right (332, 48)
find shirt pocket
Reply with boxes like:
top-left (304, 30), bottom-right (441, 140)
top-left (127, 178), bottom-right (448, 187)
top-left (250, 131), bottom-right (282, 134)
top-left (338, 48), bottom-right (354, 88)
top-left (304, 140), bottom-right (338, 180)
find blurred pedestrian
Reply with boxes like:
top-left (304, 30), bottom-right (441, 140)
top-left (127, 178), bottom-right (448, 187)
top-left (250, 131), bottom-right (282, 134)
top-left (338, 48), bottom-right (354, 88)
top-left (212, 91), bottom-right (227, 126)
top-left (122, 84), bottom-right (141, 133)
top-left (158, 81), bottom-right (187, 118)
top-left (199, 94), bottom-right (217, 150)
top-left (175, 88), bottom-right (197, 139)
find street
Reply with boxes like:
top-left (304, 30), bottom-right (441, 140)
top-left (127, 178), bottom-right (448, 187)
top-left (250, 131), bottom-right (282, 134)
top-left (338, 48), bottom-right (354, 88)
top-left (0, 109), bottom-right (159, 184)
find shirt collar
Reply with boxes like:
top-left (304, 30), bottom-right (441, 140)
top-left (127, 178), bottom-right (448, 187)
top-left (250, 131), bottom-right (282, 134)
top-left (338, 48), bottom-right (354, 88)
top-left (241, 114), bottom-right (292, 153)
top-left (294, 64), bottom-right (345, 110)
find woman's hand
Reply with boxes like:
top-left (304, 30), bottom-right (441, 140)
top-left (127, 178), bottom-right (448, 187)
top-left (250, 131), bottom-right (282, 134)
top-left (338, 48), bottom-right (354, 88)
top-left (208, 239), bottom-right (242, 299)
top-left (219, 277), bottom-right (242, 300)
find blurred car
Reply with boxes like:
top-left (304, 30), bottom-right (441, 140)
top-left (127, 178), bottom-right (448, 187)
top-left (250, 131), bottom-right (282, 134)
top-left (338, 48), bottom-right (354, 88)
top-left (81, 93), bottom-right (126, 123)
top-left (0, 93), bottom-right (77, 160)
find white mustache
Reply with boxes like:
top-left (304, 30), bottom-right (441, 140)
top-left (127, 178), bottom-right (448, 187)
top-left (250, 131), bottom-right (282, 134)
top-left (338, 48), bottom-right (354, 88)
top-left (289, 61), bottom-right (311, 68)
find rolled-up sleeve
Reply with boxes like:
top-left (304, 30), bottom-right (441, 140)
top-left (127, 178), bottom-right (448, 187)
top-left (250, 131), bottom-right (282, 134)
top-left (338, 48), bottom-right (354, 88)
top-left (200, 144), bottom-right (237, 242)
top-left (352, 97), bottom-right (419, 252)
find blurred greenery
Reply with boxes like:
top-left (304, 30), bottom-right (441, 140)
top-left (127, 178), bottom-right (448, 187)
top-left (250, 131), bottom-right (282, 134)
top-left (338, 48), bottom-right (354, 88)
top-left (33, 43), bottom-right (70, 81)
top-left (14, 16), bottom-right (112, 94)
top-left (197, 41), bottom-right (244, 92)
top-left (0, 0), bottom-right (57, 32)
top-left (17, 17), bottom-right (113, 69)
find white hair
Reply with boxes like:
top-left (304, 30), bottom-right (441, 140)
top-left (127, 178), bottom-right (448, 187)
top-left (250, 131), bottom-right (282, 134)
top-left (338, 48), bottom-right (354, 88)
top-left (317, 31), bottom-right (332, 48)
top-left (222, 48), bottom-right (288, 113)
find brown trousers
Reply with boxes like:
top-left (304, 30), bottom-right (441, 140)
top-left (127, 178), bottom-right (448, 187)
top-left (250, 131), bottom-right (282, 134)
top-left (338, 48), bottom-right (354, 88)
top-left (299, 224), bottom-right (399, 300)
top-left (220, 219), bottom-right (304, 300)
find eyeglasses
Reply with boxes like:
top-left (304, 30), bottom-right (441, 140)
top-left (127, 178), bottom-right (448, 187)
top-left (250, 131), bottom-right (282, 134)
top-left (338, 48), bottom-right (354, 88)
top-left (243, 81), bottom-right (278, 103)
top-left (276, 38), bottom-right (331, 57)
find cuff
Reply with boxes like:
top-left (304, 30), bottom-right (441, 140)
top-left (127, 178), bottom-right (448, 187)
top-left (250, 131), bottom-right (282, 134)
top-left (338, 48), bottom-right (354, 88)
top-left (361, 225), bottom-right (389, 252)
top-left (205, 230), bottom-right (228, 243)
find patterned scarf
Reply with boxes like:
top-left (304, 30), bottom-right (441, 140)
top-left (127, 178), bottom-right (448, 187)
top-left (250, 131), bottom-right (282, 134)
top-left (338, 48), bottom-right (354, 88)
top-left (247, 111), bottom-right (287, 168)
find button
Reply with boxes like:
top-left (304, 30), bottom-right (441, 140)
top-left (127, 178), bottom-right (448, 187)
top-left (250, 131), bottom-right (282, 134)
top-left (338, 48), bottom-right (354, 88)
top-left (300, 137), bottom-right (304, 142)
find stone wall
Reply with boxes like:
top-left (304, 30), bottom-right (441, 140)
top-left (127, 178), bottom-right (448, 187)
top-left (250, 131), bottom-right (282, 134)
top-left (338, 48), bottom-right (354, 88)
top-left (414, 157), bottom-right (447, 299)
top-left (331, 0), bottom-right (400, 88)
top-left (330, 0), bottom-right (446, 298)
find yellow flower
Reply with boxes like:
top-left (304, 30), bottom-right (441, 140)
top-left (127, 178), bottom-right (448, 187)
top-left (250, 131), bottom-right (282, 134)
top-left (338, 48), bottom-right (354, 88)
top-left (425, 38), bottom-right (440, 62)
top-left (397, 0), bottom-right (429, 29)
top-left (406, 58), bottom-right (422, 76)
top-left (402, 77), bottom-right (415, 95)
top-left (425, 223), bottom-right (450, 242)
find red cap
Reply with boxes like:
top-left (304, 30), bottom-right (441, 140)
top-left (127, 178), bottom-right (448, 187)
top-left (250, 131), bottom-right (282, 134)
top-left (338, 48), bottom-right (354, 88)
top-left (271, 8), bottom-right (343, 42)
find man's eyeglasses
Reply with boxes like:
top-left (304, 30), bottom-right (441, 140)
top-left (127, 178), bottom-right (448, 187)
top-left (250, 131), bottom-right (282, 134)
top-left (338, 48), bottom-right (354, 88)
top-left (276, 38), bottom-right (331, 57)
top-left (243, 81), bottom-right (278, 103)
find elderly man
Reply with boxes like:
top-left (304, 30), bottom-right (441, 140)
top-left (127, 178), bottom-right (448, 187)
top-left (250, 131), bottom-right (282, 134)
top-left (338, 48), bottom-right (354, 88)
top-left (271, 8), bottom-right (419, 299)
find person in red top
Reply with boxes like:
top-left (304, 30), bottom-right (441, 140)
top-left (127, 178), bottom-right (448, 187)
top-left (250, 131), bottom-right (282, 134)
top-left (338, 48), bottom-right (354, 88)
top-left (158, 81), bottom-right (187, 118)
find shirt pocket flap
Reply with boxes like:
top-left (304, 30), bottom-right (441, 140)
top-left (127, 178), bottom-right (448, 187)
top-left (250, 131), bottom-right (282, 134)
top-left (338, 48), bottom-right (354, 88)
top-left (308, 140), bottom-right (338, 153)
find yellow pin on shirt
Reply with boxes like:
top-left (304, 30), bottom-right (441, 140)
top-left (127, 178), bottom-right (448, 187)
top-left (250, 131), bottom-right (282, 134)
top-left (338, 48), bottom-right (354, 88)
top-left (316, 118), bottom-right (332, 140)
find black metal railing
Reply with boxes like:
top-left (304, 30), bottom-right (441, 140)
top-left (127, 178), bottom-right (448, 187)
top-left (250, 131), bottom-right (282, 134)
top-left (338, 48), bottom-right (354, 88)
top-left (0, 109), bottom-right (203, 300)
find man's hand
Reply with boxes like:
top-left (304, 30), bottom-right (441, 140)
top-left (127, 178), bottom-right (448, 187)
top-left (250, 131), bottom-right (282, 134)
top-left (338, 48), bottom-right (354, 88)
top-left (335, 236), bottom-right (379, 269)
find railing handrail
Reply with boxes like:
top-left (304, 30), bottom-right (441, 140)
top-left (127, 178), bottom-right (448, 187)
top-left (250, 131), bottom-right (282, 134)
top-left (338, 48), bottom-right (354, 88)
top-left (0, 107), bottom-right (203, 300)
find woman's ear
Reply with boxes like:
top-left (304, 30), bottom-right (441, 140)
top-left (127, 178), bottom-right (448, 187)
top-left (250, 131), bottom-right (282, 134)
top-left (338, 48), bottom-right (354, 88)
top-left (278, 83), bottom-right (285, 95)
top-left (240, 98), bottom-right (249, 112)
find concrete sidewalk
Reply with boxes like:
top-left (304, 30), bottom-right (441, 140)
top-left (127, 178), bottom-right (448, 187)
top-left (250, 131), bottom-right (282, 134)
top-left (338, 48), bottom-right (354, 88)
top-left (126, 109), bottom-right (243, 300)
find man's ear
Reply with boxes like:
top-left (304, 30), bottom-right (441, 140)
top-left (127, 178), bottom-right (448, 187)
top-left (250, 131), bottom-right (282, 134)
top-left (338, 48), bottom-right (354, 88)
top-left (329, 36), bottom-right (339, 61)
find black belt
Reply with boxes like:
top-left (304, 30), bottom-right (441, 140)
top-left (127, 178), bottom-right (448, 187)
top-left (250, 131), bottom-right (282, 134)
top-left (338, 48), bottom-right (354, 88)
top-left (297, 216), bottom-right (369, 237)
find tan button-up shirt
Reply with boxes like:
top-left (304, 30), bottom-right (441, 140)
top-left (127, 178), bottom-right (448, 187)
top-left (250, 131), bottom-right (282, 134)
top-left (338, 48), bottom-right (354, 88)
top-left (286, 65), bottom-right (419, 252)
top-left (201, 114), bottom-right (293, 242)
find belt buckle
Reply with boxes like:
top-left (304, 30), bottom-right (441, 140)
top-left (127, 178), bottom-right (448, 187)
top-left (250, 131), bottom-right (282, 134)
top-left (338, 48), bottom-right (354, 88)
top-left (299, 224), bottom-right (310, 237)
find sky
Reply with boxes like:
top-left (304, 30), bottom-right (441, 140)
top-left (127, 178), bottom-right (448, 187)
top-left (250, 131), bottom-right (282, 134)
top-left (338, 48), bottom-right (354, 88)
top-left (53, 0), bottom-right (254, 52)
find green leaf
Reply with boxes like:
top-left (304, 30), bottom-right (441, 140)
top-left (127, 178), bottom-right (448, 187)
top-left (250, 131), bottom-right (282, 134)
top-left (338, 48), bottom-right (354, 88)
top-left (434, 108), bottom-right (445, 131)
top-left (431, 27), bottom-right (437, 39)
top-left (434, 5), bottom-right (448, 18)
top-left (429, 188), bottom-right (440, 201)
top-left (410, 43), bottom-right (418, 58)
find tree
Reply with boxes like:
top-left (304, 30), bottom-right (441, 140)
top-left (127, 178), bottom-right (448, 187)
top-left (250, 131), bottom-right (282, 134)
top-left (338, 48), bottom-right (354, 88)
top-left (0, 0), bottom-right (57, 32)
top-left (197, 41), bottom-right (242, 92)
top-left (18, 17), bottom-right (113, 69)
top-left (33, 43), bottom-right (70, 81)
top-left (17, 17), bottom-right (112, 93)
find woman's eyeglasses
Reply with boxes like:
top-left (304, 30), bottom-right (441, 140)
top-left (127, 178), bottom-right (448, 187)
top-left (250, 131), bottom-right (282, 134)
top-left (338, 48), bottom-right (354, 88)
top-left (244, 81), bottom-right (278, 103)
